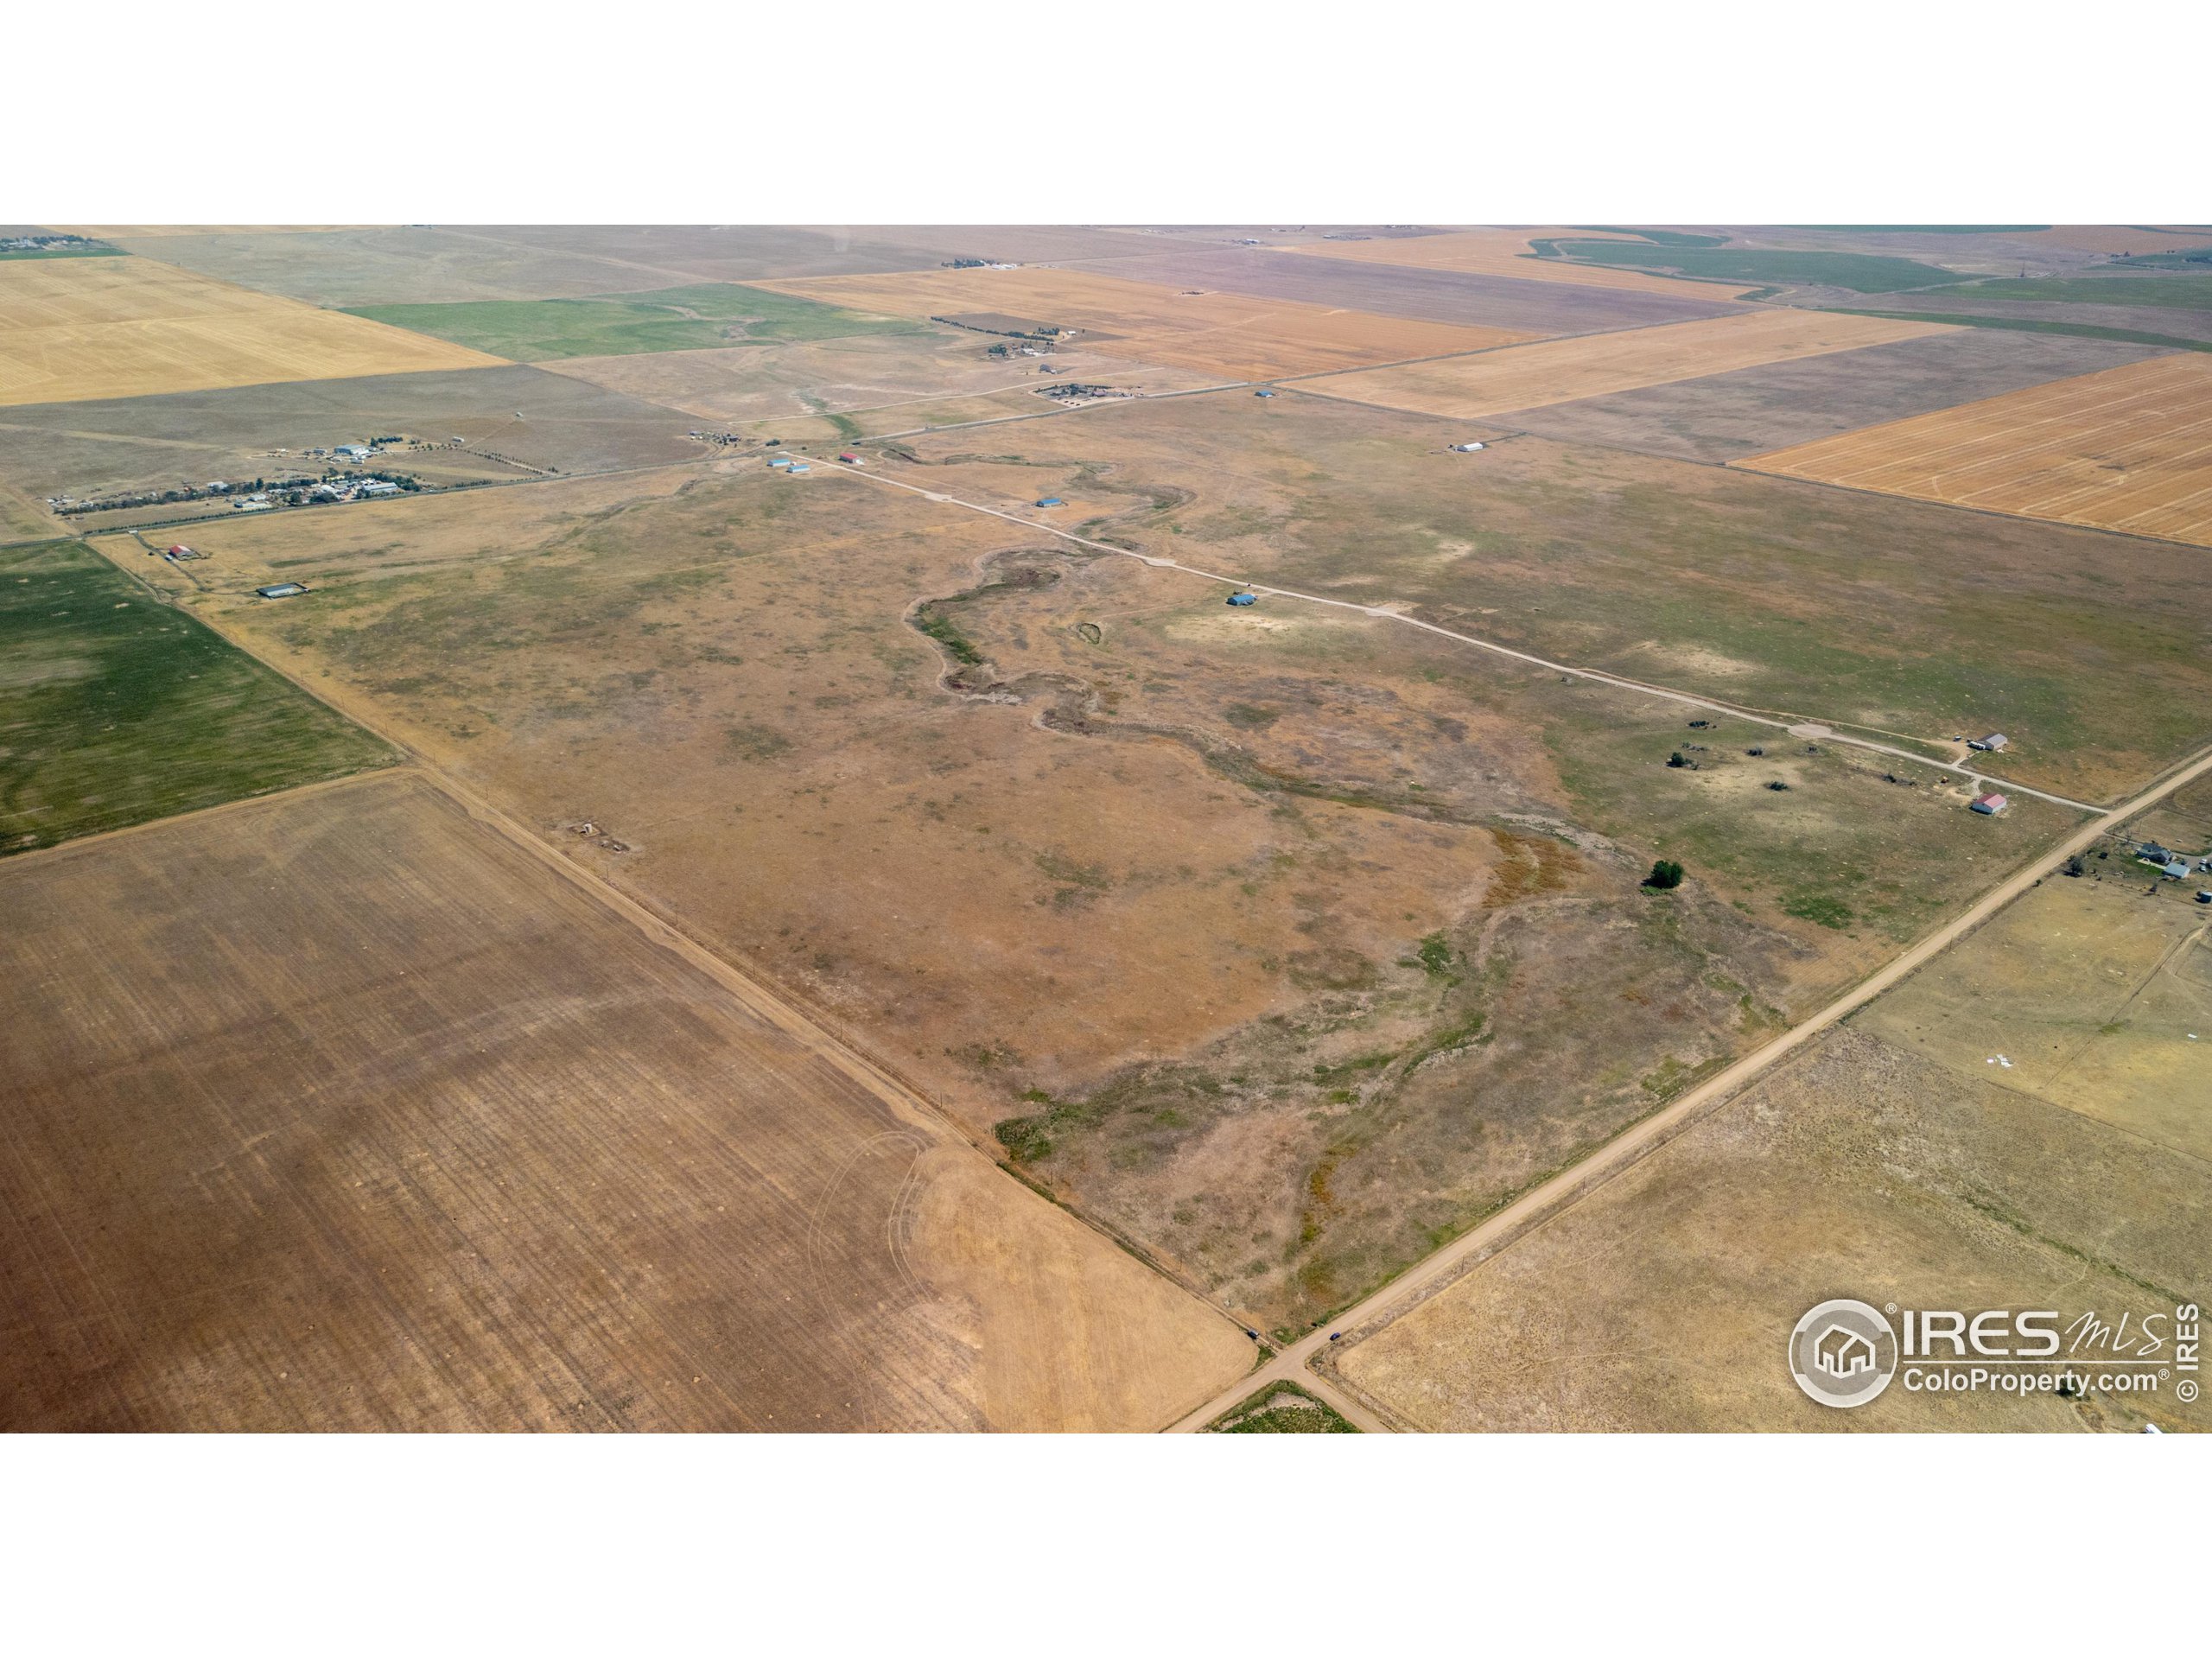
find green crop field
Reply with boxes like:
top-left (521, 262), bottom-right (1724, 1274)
top-left (1947, 274), bottom-right (2212, 311)
top-left (0, 245), bottom-right (124, 261)
top-left (0, 542), bottom-right (393, 853)
top-left (1535, 239), bottom-right (1974, 293)
top-left (345, 283), bottom-right (925, 361)
top-left (1826, 307), bottom-right (2212, 353)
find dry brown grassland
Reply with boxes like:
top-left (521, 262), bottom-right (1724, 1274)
top-left (753, 266), bottom-right (1535, 379)
top-left (1334, 871), bottom-right (2212, 1432)
top-left (109, 413), bottom-right (2086, 1332)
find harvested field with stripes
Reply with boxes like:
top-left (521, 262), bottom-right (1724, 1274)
top-left (1062, 245), bottom-right (1746, 334)
top-left (1286, 227), bottom-right (1760, 300)
top-left (0, 771), bottom-right (1249, 1431)
top-left (754, 265), bottom-right (1533, 379)
top-left (0, 254), bottom-right (503, 406)
top-left (1741, 353), bottom-right (2212, 548)
top-left (1298, 308), bottom-right (1952, 420)
top-left (1499, 330), bottom-right (2171, 463)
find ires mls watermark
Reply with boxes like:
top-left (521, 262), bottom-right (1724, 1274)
top-left (1789, 1298), bottom-right (2202, 1409)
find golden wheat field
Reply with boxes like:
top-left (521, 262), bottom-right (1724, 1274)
top-left (1741, 353), bottom-right (2212, 548)
top-left (1285, 226), bottom-right (1761, 299)
top-left (1296, 308), bottom-right (1951, 420)
top-left (0, 255), bottom-right (503, 405)
top-left (756, 265), bottom-right (1534, 378)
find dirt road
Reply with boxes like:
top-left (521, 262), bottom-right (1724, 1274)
top-left (783, 441), bottom-right (2102, 812)
top-left (1164, 737), bottom-right (2212, 1430)
top-left (70, 446), bottom-right (2185, 1433)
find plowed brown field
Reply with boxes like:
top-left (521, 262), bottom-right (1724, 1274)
top-left (0, 771), bottom-right (1248, 1431)
top-left (1741, 354), bottom-right (2212, 548)
top-left (1299, 309), bottom-right (1951, 419)
top-left (2008, 226), bottom-right (2210, 255)
top-left (0, 255), bottom-right (503, 405)
top-left (753, 266), bottom-right (1532, 378)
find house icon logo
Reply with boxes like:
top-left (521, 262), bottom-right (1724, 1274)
top-left (1789, 1299), bottom-right (1899, 1408)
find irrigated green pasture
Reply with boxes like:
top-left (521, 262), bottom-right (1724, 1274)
top-left (0, 540), bottom-right (391, 852)
top-left (346, 283), bottom-right (925, 361)
top-left (1536, 239), bottom-right (1974, 292)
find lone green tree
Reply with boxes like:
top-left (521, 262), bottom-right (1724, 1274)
top-left (1644, 859), bottom-right (1685, 890)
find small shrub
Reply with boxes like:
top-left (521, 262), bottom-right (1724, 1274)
top-left (994, 1116), bottom-right (1054, 1162)
top-left (724, 722), bottom-right (792, 761)
top-left (1643, 860), bottom-right (1685, 891)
